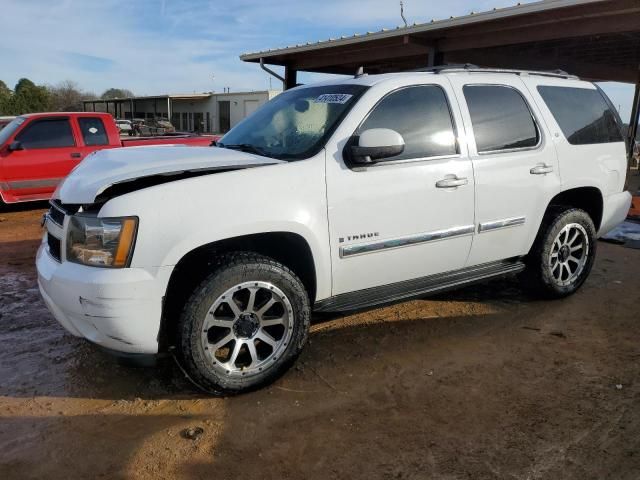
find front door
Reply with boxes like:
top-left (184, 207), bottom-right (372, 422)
top-left (0, 116), bottom-right (78, 202)
top-left (446, 74), bottom-right (561, 266)
top-left (326, 82), bottom-right (475, 295)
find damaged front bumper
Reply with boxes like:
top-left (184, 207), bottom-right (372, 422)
top-left (36, 240), bottom-right (172, 354)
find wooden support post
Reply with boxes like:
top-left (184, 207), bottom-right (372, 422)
top-left (284, 65), bottom-right (297, 90)
top-left (628, 65), bottom-right (640, 168)
top-left (427, 47), bottom-right (436, 68)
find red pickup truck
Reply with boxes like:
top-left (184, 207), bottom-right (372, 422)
top-left (0, 112), bottom-right (217, 204)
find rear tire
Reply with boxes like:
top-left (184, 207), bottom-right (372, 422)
top-left (177, 252), bottom-right (310, 395)
top-left (521, 207), bottom-right (597, 298)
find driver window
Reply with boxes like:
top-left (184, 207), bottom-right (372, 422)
top-left (16, 118), bottom-right (75, 149)
top-left (358, 85), bottom-right (457, 161)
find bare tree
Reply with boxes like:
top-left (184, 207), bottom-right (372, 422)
top-left (48, 80), bottom-right (97, 112)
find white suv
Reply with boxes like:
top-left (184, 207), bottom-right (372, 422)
top-left (37, 68), bottom-right (632, 394)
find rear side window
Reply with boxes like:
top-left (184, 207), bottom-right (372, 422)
top-left (16, 118), bottom-right (75, 149)
top-left (537, 86), bottom-right (623, 145)
top-left (78, 117), bottom-right (109, 146)
top-left (358, 85), bottom-right (457, 160)
top-left (463, 85), bottom-right (539, 153)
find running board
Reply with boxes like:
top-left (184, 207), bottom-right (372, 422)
top-left (314, 259), bottom-right (525, 313)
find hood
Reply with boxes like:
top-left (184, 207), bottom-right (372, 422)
top-left (55, 145), bottom-right (284, 204)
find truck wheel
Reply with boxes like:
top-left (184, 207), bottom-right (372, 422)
top-left (177, 252), bottom-right (310, 395)
top-left (521, 207), bottom-right (596, 298)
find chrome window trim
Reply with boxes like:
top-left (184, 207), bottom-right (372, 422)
top-left (339, 224), bottom-right (474, 258)
top-left (478, 216), bottom-right (526, 233)
top-left (352, 152), bottom-right (462, 170)
top-left (462, 83), bottom-right (544, 156)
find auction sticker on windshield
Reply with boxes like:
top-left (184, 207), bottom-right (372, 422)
top-left (314, 94), bottom-right (353, 104)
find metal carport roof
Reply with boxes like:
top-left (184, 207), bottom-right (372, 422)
top-left (241, 0), bottom-right (639, 83)
top-left (242, 0), bottom-right (640, 162)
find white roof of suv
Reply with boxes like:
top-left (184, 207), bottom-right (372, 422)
top-left (305, 67), bottom-right (584, 88)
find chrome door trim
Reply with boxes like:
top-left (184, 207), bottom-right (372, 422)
top-left (339, 224), bottom-right (475, 258)
top-left (478, 216), bottom-right (526, 233)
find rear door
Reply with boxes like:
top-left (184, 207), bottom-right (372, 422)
top-left (0, 116), bottom-right (78, 202)
top-left (447, 74), bottom-right (561, 266)
top-left (75, 116), bottom-right (113, 159)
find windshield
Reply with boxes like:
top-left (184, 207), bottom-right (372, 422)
top-left (218, 84), bottom-right (368, 160)
top-left (0, 117), bottom-right (25, 145)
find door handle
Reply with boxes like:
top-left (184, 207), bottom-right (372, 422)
top-left (530, 164), bottom-right (553, 175)
top-left (436, 176), bottom-right (468, 188)
top-left (70, 152), bottom-right (82, 159)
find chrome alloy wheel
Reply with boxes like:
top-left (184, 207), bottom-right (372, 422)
top-left (201, 281), bottom-right (294, 377)
top-left (548, 223), bottom-right (589, 287)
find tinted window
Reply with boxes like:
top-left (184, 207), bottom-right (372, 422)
top-left (78, 117), bottom-right (109, 146)
top-left (464, 85), bottom-right (539, 153)
top-left (16, 118), bottom-right (75, 149)
top-left (537, 86), bottom-right (623, 145)
top-left (358, 85), bottom-right (457, 160)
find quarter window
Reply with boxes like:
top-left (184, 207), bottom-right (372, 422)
top-left (78, 117), bottom-right (109, 146)
top-left (16, 118), bottom-right (75, 149)
top-left (463, 85), bottom-right (539, 153)
top-left (537, 86), bottom-right (623, 145)
top-left (358, 85), bottom-right (457, 161)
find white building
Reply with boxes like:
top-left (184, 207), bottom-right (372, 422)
top-left (84, 90), bottom-right (280, 134)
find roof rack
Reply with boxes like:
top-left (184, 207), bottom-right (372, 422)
top-left (411, 64), bottom-right (578, 80)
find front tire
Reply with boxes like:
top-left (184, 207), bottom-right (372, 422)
top-left (177, 252), bottom-right (310, 395)
top-left (521, 207), bottom-right (597, 298)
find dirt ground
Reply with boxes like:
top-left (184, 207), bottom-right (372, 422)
top-left (0, 203), bottom-right (639, 480)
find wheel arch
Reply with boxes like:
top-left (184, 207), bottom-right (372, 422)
top-left (158, 231), bottom-right (317, 351)
top-left (546, 186), bottom-right (604, 231)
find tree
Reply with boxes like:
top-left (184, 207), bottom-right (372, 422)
top-left (0, 80), bottom-right (11, 115)
top-left (9, 78), bottom-right (51, 114)
top-left (48, 80), bottom-right (97, 111)
top-left (101, 88), bottom-right (134, 100)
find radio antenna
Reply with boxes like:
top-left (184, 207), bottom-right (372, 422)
top-left (400, 1), bottom-right (408, 27)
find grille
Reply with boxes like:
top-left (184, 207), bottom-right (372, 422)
top-left (47, 233), bottom-right (61, 262)
top-left (48, 201), bottom-right (66, 226)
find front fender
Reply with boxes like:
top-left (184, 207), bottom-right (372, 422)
top-left (99, 155), bottom-right (332, 300)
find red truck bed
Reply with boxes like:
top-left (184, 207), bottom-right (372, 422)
top-left (0, 112), bottom-right (219, 204)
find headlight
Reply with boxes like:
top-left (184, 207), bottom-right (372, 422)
top-left (66, 215), bottom-right (138, 268)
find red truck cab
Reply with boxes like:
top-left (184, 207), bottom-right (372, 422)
top-left (0, 112), bottom-right (217, 204)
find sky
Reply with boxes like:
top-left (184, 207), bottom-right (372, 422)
top-left (0, 0), bottom-right (634, 119)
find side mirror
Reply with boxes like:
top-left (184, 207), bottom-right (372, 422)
top-left (8, 141), bottom-right (23, 152)
top-left (349, 128), bottom-right (405, 164)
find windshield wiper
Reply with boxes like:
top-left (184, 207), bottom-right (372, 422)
top-left (218, 143), bottom-right (269, 157)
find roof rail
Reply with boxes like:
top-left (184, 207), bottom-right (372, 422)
top-left (410, 63), bottom-right (479, 73)
top-left (411, 64), bottom-right (578, 79)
